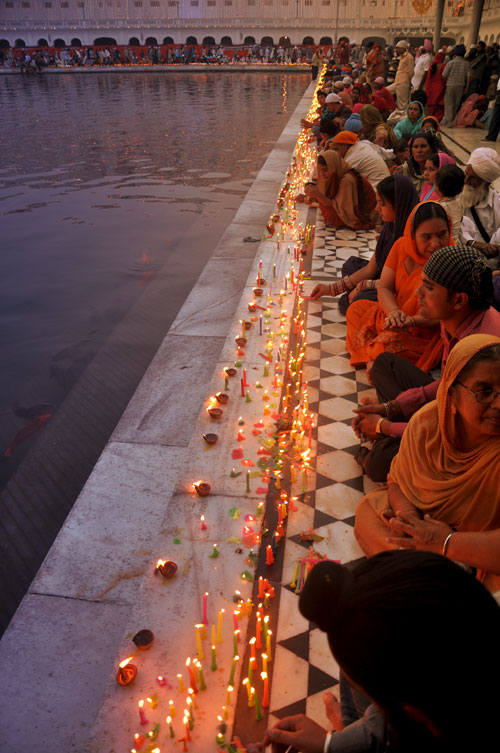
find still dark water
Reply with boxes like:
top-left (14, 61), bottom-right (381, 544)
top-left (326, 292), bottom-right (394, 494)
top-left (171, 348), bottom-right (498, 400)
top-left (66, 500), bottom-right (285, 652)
top-left (0, 71), bottom-right (308, 490)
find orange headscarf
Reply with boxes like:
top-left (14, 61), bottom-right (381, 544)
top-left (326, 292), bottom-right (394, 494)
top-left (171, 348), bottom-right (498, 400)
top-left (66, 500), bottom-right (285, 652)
top-left (398, 200), bottom-right (453, 266)
top-left (389, 334), bottom-right (500, 535)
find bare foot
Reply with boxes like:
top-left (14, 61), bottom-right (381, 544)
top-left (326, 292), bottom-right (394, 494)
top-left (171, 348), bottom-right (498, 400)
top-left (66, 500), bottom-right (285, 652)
top-left (323, 691), bottom-right (344, 731)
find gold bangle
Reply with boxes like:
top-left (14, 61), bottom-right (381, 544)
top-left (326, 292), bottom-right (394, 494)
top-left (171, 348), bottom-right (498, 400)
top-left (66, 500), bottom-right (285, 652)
top-left (375, 417), bottom-right (385, 435)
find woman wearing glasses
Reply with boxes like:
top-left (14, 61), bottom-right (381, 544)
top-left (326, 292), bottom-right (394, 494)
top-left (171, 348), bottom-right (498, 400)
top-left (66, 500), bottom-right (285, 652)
top-left (355, 333), bottom-right (500, 592)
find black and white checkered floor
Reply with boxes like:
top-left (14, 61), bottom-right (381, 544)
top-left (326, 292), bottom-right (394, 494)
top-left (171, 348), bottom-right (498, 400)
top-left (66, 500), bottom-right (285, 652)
top-left (267, 217), bottom-right (381, 730)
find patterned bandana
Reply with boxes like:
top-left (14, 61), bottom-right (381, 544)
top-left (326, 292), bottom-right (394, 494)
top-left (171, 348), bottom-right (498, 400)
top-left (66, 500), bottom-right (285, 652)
top-left (423, 245), bottom-right (489, 298)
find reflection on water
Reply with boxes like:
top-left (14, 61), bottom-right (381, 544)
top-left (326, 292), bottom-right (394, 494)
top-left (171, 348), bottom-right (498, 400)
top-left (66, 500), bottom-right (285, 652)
top-left (0, 71), bottom-right (308, 489)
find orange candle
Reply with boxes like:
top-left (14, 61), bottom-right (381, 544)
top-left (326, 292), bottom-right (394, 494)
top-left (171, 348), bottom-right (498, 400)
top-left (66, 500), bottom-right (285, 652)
top-left (266, 545), bottom-right (274, 566)
top-left (262, 671), bottom-right (270, 707)
top-left (249, 636), bottom-right (256, 661)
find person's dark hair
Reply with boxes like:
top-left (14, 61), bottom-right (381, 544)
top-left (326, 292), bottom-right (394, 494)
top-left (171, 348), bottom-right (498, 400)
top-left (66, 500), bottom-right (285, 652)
top-left (408, 131), bottom-right (439, 175)
top-left (412, 200), bottom-right (449, 233)
top-left (317, 89), bottom-right (327, 97)
top-left (425, 152), bottom-right (440, 169)
top-left (435, 164), bottom-right (464, 198)
top-left (299, 551), bottom-right (500, 753)
top-left (455, 343), bottom-right (500, 382)
top-left (376, 174), bottom-right (396, 207)
top-left (319, 119), bottom-right (338, 136)
top-left (394, 136), bottom-right (410, 153)
top-left (410, 88), bottom-right (427, 106)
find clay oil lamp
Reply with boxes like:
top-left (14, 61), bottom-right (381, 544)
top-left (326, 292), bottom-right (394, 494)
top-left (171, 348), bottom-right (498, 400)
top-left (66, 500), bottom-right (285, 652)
top-left (215, 392), bottom-right (228, 404)
top-left (133, 629), bottom-right (155, 650)
top-left (203, 433), bottom-right (219, 445)
top-left (252, 287), bottom-right (263, 297)
top-left (193, 480), bottom-right (211, 497)
top-left (155, 558), bottom-right (178, 579)
top-left (235, 336), bottom-right (247, 348)
top-left (207, 406), bottom-right (223, 419)
top-left (224, 367), bottom-right (237, 377)
top-left (243, 320), bottom-right (253, 330)
top-left (116, 656), bottom-right (137, 686)
top-left (248, 302), bottom-right (257, 313)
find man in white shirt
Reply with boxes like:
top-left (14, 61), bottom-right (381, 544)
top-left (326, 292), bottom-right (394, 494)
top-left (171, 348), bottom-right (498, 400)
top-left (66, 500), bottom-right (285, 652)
top-left (461, 147), bottom-right (500, 264)
top-left (330, 131), bottom-right (390, 189)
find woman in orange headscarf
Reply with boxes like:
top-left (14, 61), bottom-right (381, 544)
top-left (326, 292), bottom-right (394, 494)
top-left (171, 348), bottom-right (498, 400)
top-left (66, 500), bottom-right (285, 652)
top-left (345, 201), bottom-right (452, 371)
top-left (354, 334), bottom-right (500, 592)
top-left (304, 149), bottom-right (376, 229)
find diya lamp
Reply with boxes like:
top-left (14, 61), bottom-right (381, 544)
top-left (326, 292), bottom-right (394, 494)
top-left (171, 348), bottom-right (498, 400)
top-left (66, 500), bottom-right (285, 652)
top-left (215, 392), bottom-right (229, 404)
top-left (133, 629), bottom-right (155, 650)
top-left (203, 432), bottom-right (218, 445)
top-left (252, 287), bottom-right (263, 297)
top-left (207, 406), bottom-right (223, 419)
top-left (235, 336), bottom-right (247, 348)
top-left (155, 558), bottom-right (178, 579)
top-left (193, 480), bottom-right (211, 497)
top-left (224, 367), bottom-right (237, 377)
top-left (248, 302), bottom-right (257, 313)
top-left (116, 656), bottom-right (137, 686)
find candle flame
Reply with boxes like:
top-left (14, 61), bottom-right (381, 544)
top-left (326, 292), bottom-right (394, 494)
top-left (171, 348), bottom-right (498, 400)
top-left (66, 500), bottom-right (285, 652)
top-left (138, 699), bottom-right (144, 708)
top-left (119, 656), bottom-right (134, 668)
top-left (167, 716), bottom-right (172, 724)
top-left (261, 671), bottom-right (268, 680)
top-left (186, 658), bottom-right (191, 667)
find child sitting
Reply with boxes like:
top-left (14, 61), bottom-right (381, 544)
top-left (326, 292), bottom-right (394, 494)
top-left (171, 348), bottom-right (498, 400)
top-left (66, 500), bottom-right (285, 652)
top-left (434, 164), bottom-right (465, 244)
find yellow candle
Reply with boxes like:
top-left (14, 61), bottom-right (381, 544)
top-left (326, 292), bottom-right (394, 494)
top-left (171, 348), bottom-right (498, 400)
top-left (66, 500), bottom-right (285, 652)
top-left (217, 608), bottom-right (224, 643)
top-left (168, 699), bottom-right (176, 717)
top-left (211, 623), bottom-right (216, 648)
top-left (266, 630), bottom-right (272, 662)
top-left (262, 652), bottom-right (268, 674)
top-left (242, 677), bottom-right (255, 707)
top-left (195, 624), bottom-right (205, 660)
top-left (250, 636), bottom-right (256, 660)
top-left (177, 673), bottom-right (184, 692)
top-left (226, 684), bottom-right (233, 706)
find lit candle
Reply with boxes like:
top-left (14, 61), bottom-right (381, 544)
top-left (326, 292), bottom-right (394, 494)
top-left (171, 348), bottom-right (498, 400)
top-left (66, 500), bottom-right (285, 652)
top-left (228, 655), bottom-right (239, 686)
top-left (185, 658), bottom-right (198, 693)
top-left (203, 592), bottom-right (209, 625)
top-left (266, 545), bottom-right (274, 566)
top-left (196, 660), bottom-right (207, 691)
top-left (217, 608), bottom-right (224, 643)
top-left (250, 636), bottom-right (256, 661)
top-left (266, 630), bottom-right (272, 661)
top-left (256, 617), bottom-right (262, 649)
top-left (242, 677), bottom-right (254, 707)
top-left (195, 624), bottom-right (204, 660)
top-left (233, 629), bottom-right (240, 657)
top-left (187, 696), bottom-right (195, 724)
top-left (233, 610), bottom-right (239, 632)
top-left (262, 652), bottom-right (268, 674)
top-left (200, 515), bottom-right (207, 531)
top-left (138, 699), bottom-right (148, 726)
top-left (211, 643), bottom-right (217, 671)
top-left (167, 715), bottom-right (175, 738)
top-left (226, 684), bottom-right (233, 706)
top-left (169, 699), bottom-right (176, 717)
top-left (252, 686), bottom-right (263, 721)
top-left (188, 687), bottom-right (198, 711)
top-left (147, 694), bottom-right (158, 709)
top-left (184, 714), bottom-right (191, 741)
top-left (177, 673), bottom-right (184, 692)
top-left (156, 675), bottom-right (167, 687)
top-left (222, 704), bottom-right (229, 720)
top-left (258, 576), bottom-right (265, 598)
top-left (261, 671), bottom-right (269, 707)
top-left (248, 656), bottom-right (256, 686)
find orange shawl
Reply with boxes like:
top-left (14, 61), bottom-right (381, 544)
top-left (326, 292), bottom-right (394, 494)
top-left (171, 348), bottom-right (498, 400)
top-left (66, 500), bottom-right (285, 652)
top-left (317, 150), bottom-right (376, 230)
top-left (389, 334), bottom-right (500, 531)
top-left (345, 202), bottom-right (452, 370)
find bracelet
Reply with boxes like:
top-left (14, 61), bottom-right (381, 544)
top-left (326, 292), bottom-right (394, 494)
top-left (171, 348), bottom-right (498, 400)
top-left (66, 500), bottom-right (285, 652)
top-left (384, 402), bottom-right (391, 419)
top-left (442, 532), bottom-right (454, 557)
top-left (324, 731), bottom-right (333, 753)
top-left (375, 417), bottom-right (385, 435)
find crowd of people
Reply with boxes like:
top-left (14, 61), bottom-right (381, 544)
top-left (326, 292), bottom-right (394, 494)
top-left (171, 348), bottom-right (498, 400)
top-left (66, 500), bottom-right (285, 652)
top-left (248, 36), bottom-right (500, 753)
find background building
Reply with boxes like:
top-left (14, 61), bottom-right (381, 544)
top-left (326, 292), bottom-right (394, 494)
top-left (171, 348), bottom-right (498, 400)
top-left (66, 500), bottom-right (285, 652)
top-left (1, 0), bottom-right (499, 49)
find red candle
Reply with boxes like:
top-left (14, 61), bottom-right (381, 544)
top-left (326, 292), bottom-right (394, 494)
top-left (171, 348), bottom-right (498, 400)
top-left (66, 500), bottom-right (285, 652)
top-left (266, 545), bottom-right (274, 566)
top-left (256, 617), bottom-right (262, 649)
top-left (262, 671), bottom-right (269, 707)
top-left (185, 658), bottom-right (198, 693)
top-left (138, 699), bottom-right (148, 726)
top-left (240, 378), bottom-right (245, 397)
top-left (203, 592), bottom-right (209, 625)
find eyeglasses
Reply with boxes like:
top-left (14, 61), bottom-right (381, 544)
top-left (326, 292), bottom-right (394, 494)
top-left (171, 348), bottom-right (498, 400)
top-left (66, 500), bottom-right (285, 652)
top-left (456, 381), bottom-right (500, 404)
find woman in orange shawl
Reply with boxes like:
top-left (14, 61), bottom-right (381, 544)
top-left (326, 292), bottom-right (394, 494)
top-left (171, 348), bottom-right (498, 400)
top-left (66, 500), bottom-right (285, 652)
top-left (354, 334), bottom-right (500, 592)
top-left (345, 201), bottom-right (451, 371)
top-left (304, 150), bottom-right (376, 230)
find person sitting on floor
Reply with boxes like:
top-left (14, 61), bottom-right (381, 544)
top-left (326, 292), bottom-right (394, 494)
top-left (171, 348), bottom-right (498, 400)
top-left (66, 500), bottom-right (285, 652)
top-left (419, 152), bottom-right (455, 201)
top-left (351, 245), bottom-right (500, 482)
top-left (394, 130), bottom-right (439, 194)
top-left (310, 174), bottom-right (418, 315)
top-left (434, 164), bottom-right (465, 243)
top-left (359, 104), bottom-right (397, 149)
top-left (372, 76), bottom-right (395, 119)
top-left (355, 334), bottom-right (500, 594)
top-left (301, 150), bottom-right (376, 230)
top-left (247, 550), bottom-right (500, 753)
top-left (345, 201), bottom-right (451, 372)
top-left (393, 100), bottom-right (425, 139)
top-left (329, 130), bottom-right (390, 189)
top-left (389, 137), bottom-right (410, 173)
top-left (461, 147), bottom-right (500, 261)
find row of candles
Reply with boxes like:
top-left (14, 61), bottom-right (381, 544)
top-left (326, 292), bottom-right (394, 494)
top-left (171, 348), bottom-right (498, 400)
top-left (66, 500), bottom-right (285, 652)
top-left (122, 72), bottom-right (326, 752)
